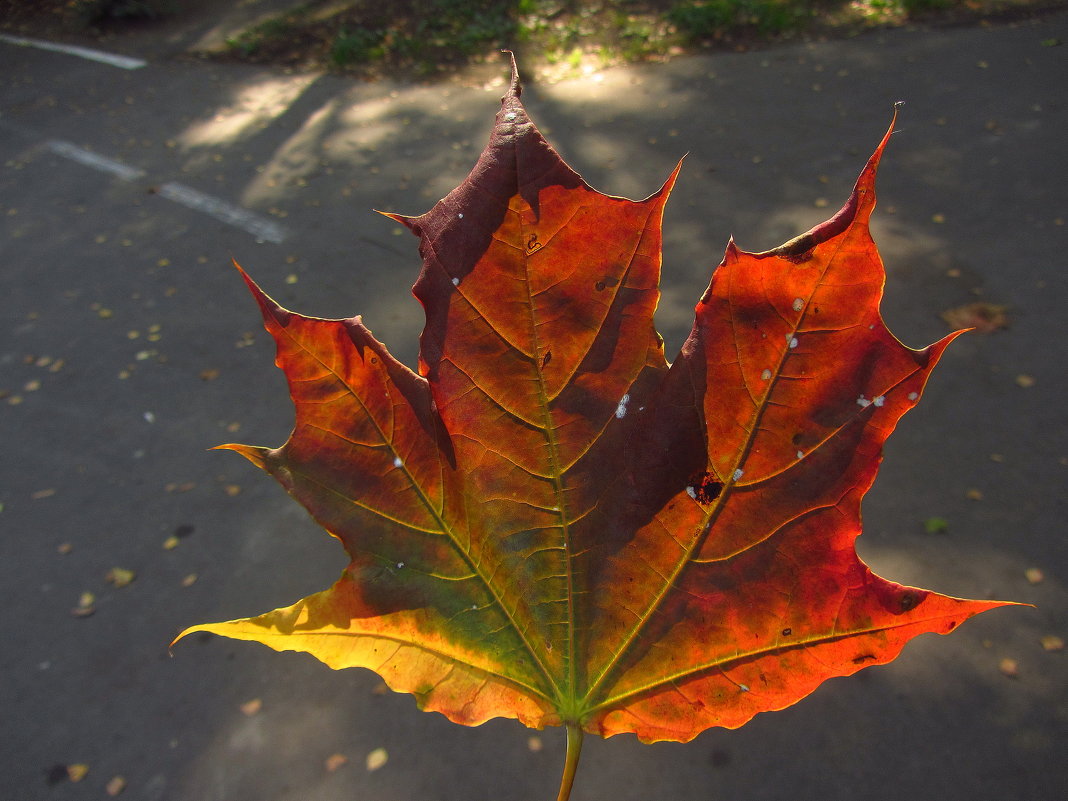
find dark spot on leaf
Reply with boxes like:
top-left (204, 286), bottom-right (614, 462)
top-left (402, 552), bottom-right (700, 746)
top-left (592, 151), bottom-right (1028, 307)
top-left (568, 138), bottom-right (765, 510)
top-left (174, 524), bottom-right (194, 539)
top-left (687, 471), bottom-right (723, 504)
top-left (542, 349), bottom-right (552, 367)
top-left (781, 627), bottom-right (792, 636)
top-left (370, 356), bottom-right (378, 365)
top-left (852, 653), bottom-right (877, 664)
top-left (45, 764), bottom-right (68, 786)
top-left (595, 276), bottom-right (618, 292)
top-left (899, 591), bottom-right (919, 612)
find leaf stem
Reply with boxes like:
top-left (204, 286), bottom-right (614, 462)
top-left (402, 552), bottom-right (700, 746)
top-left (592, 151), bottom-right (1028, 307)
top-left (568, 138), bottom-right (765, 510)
top-left (556, 723), bottom-right (584, 801)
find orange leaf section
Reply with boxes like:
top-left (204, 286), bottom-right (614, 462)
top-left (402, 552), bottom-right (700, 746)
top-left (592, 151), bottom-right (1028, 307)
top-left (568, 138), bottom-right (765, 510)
top-left (175, 66), bottom-right (1013, 744)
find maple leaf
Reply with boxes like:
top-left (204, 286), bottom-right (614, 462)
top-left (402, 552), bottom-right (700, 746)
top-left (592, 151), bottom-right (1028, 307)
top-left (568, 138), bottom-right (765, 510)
top-left (174, 61), bottom-right (1015, 799)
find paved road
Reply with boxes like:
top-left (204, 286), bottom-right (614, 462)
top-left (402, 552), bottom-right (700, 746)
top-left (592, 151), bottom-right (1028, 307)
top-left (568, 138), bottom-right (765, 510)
top-left (2, 11), bottom-right (1066, 801)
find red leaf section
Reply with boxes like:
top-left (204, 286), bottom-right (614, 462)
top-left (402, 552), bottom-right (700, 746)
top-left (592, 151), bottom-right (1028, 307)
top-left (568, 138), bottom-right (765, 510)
top-left (175, 65), bottom-right (1012, 745)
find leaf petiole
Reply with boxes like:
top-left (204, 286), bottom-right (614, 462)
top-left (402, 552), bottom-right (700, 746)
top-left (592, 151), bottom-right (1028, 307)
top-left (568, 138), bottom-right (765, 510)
top-left (556, 723), bottom-right (584, 801)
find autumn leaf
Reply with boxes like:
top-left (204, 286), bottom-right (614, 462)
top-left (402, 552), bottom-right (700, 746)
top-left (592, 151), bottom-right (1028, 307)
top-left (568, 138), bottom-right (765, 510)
top-left (174, 60), bottom-right (1015, 798)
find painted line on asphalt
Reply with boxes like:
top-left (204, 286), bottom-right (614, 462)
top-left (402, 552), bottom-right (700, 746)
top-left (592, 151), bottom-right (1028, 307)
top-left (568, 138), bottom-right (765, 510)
top-left (156, 183), bottom-right (287, 244)
top-left (47, 140), bottom-right (146, 181)
top-left (0, 33), bottom-right (147, 70)
top-left (40, 139), bottom-right (286, 244)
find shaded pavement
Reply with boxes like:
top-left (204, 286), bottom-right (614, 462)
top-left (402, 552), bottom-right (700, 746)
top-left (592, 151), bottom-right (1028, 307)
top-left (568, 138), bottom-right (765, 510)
top-left (1, 8), bottom-right (1066, 801)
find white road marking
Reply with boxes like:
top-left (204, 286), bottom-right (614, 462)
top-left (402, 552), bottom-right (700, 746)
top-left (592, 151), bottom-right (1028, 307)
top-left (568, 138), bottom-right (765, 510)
top-left (0, 34), bottom-right (147, 70)
top-left (42, 140), bottom-right (286, 243)
top-left (157, 182), bottom-right (286, 244)
top-left (47, 140), bottom-right (145, 181)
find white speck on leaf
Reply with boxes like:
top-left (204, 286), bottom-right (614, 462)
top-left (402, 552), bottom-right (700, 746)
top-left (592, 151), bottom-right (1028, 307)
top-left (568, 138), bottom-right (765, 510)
top-left (857, 396), bottom-right (871, 408)
top-left (393, 456), bottom-right (403, 468)
top-left (396, 562), bottom-right (404, 569)
top-left (457, 213), bottom-right (464, 219)
top-left (908, 391), bottom-right (919, 401)
top-left (615, 394), bottom-right (630, 419)
top-left (797, 450), bottom-right (805, 459)
top-left (792, 298), bottom-right (804, 311)
top-left (761, 368), bottom-right (772, 381)
top-left (686, 486), bottom-right (697, 499)
top-left (504, 112), bottom-right (517, 121)
top-left (733, 468), bottom-right (744, 481)
top-left (873, 395), bottom-right (885, 407)
top-left (451, 277), bottom-right (460, 286)
top-left (787, 336), bottom-right (798, 349)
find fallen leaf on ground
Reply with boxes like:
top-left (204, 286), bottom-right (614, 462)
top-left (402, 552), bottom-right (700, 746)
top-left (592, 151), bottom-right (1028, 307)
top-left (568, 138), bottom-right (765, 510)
top-left (67, 764), bottom-right (89, 782)
top-left (998, 658), bottom-right (1019, 678)
top-left (941, 303), bottom-right (1008, 332)
top-left (324, 753), bottom-right (348, 772)
top-left (72, 592), bottom-right (95, 618)
top-left (181, 573), bottom-right (198, 587)
top-left (1015, 374), bottom-right (1036, 388)
top-left (240, 698), bottom-right (262, 716)
top-left (965, 488), bottom-right (984, 501)
top-left (162, 536), bottom-right (180, 551)
top-left (106, 775), bottom-right (127, 796)
top-left (527, 735), bottom-right (544, 752)
top-left (105, 567), bottom-right (136, 588)
top-left (57, 542), bottom-right (73, 555)
top-left (923, 517), bottom-right (949, 535)
top-left (365, 748), bottom-right (388, 772)
top-left (1040, 635), bottom-right (1064, 652)
top-left (1025, 568), bottom-right (1044, 584)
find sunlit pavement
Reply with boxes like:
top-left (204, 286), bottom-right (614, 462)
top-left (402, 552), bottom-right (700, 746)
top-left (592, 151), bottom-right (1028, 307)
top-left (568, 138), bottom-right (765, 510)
top-left (2, 9), bottom-right (1066, 801)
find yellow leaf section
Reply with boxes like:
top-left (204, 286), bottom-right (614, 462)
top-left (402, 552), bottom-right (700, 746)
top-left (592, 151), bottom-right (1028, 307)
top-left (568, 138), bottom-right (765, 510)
top-left (172, 569), bottom-right (559, 729)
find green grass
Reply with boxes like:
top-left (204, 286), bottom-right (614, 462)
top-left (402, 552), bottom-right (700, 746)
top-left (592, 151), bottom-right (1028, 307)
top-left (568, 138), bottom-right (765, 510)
top-left (206, 0), bottom-right (1061, 78)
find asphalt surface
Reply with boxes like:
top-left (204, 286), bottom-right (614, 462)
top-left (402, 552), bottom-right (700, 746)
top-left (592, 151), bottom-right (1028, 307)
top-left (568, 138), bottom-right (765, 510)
top-left (2, 9), bottom-right (1066, 801)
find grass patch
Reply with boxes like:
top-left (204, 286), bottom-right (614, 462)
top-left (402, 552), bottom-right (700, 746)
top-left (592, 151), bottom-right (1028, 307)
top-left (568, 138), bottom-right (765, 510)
top-left (2, 0), bottom-right (1057, 79)
top-left (211, 0), bottom-right (1061, 80)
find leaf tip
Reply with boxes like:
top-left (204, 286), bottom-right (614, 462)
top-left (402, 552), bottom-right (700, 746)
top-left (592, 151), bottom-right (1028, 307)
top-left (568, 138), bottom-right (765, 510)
top-left (169, 623), bottom-right (205, 654)
top-left (213, 443), bottom-right (272, 471)
top-left (501, 49), bottom-right (521, 99)
top-left (377, 209), bottom-right (419, 233)
top-left (232, 265), bottom-right (293, 329)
